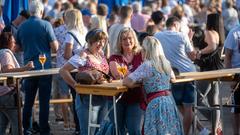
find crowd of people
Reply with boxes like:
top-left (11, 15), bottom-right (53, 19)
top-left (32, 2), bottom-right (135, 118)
top-left (0, 0), bottom-right (240, 135)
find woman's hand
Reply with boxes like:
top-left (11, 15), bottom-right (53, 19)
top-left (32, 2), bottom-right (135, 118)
top-left (196, 50), bottom-right (202, 59)
top-left (24, 61), bottom-right (34, 70)
top-left (109, 61), bottom-right (123, 80)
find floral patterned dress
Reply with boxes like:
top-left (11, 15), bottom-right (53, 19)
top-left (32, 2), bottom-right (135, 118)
top-left (78, 50), bottom-right (109, 74)
top-left (128, 61), bottom-right (183, 135)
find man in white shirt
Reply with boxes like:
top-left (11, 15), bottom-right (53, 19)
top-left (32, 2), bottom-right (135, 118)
top-left (108, 6), bottom-right (132, 55)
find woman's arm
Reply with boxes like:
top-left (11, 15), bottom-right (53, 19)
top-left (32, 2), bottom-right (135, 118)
top-left (59, 62), bottom-right (77, 88)
top-left (1, 61), bottom-right (34, 73)
top-left (170, 70), bottom-right (176, 83)
top-left (64, 42), bottom-right (73, 60)
top-left (123, 77), bottom-right (141, 88)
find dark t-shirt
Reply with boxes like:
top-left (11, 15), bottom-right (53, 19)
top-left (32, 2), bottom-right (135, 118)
top-left (16, 16), bottom-right (56, 70)
top-left (109, 52), bottom-right (144, 104)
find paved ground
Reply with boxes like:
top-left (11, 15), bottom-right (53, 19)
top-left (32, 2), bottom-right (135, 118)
top-left (32, 82), bottom-right (234, 135)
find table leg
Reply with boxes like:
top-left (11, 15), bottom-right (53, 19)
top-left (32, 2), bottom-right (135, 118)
top-left (88, 94), bottom-right (93, 135)
top-left (218, 79), bottom-right (224, 134)
top-left (113, 96), bottom-right (118, 135)
top-left (16, 78), bottom-right (23, 135)
top-left (193, 88), bottom-right (197, 135)
top-left (3, 79), bottom-right (6, 86)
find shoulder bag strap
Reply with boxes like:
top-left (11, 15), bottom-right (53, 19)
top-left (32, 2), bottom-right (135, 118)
top-left (67, 31), bottom-right (84, 48)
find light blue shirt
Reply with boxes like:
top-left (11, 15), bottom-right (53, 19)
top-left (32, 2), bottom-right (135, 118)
top-left (224, 25), bottom-right (240, 68)
top-left (154, 30), bottom-right (196, 72)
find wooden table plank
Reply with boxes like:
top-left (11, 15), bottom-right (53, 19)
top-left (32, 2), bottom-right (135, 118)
top-left (175, 68), bottom-right (240, 83)
top-left (179, 68), bottom-right (240, 77)
top-left (175, 73), bottom-right (234, 83)
top-left (0, 68), bottom-right (60, 78)
top-left (75, 81), bottom-right (127, 96)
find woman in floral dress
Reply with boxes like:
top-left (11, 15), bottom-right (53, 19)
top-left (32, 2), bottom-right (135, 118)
top-left (123, 36), bottom-right (183, 135)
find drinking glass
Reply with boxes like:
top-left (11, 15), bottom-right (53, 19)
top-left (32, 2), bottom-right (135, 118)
top-left (117, 63), bottom-right (128, 80)
top-left (39, 53), bottom-right (46, 70)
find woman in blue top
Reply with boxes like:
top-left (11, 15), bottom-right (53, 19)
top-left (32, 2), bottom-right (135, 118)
top-left (123, 36), bottom-right (183, 135)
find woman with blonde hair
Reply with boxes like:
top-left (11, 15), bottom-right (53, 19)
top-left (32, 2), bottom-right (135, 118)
top-left (109, 27), bottom-right (143, 135)
top-left (113, 27), bottom-right (141, 55)
top-left (56, 8), bottom-right (87, 130)
top-left (64, 9), bottom-right (87, 58)
top-left (123, 36), bottom-right (183, 135)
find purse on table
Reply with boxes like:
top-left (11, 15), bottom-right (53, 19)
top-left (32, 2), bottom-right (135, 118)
top-left (75, 68), bottom-right (112, 85)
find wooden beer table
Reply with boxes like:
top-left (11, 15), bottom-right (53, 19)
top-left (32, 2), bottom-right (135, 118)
top-left (175, 68), bottom-right (240, 135)
top-left (0, 68), bottom-right (60, 135)
top-left (75, 80), bottom-right (127, 135)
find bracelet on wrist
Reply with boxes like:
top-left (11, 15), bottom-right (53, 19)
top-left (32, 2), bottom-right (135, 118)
top-left (198, 50), bottom-right (202, 55)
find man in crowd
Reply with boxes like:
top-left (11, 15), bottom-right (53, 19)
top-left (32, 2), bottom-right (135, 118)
top-left (16, 1), bottom-right (58, 135)
top-left (131, 1), bottom-right (149, 32)
top-left (151, 10), bottom-right (165, 32)
top-left (108, 5), bottom-right (132, 54)
top-left (224, 24), bottom-right (240, 135)
top-left (154, 16), bottom-right (196, 135)
top-left (3, 10), bottom-right (30, 38)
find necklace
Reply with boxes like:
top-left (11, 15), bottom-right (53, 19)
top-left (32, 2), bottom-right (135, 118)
top-left (92, 53), bottom-right (101, 60)
top-left (88, 49), bottom-right (102, 60)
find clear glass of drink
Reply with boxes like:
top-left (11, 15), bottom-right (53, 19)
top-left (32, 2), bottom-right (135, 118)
top-left (117, 63), bottom-right (128, 80)
top-left (39, 53), bottom-right (46, 70)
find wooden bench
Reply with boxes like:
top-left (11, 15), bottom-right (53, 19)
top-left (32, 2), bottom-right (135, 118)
top-left (34, 98), bottom-right (73, 105)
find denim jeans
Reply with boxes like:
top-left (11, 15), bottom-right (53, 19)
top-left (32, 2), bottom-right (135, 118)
top-left (75, 95), bottom-right (107, 135)
top-left (0, 90), bottom-right (18, 135)
top-left (70, 87), bottom-right (80, 132)
top-left (22, 76), bottom-right (52, 135)
top-left (108, 101), bottom-right (143, 135)
top-left (171, 81), bottom-right (196, 106)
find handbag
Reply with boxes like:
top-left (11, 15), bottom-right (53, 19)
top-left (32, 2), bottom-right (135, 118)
top-left (75, 68), bottom-right (112, 85)
top-left (194, 47), bottom-right (223, 70)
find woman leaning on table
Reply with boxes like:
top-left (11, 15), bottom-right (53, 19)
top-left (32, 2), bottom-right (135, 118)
top-left (108, 27), bottom-right (144, 135)
top-left (0, 32), bottom-right (34, 135)
top-left (59, 28), bottom-right (108, 135)
top-left (123, 36), bottom-right (183, 135)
